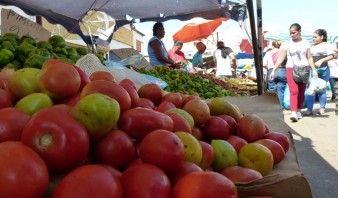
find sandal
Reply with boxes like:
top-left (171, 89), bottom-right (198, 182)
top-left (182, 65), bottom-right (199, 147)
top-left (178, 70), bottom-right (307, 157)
top-left (319, 108), bottom-right (325, 114)
top-left (303, 111), bottom-right (313, 116)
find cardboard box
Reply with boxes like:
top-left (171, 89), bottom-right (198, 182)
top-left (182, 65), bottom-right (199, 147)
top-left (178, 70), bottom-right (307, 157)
top-left (224, 92), bottom-right (313, 198)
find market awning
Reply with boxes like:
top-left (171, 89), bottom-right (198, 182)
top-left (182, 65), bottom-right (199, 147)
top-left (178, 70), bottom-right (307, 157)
top-left (0, 0), bottom-right (247, 45)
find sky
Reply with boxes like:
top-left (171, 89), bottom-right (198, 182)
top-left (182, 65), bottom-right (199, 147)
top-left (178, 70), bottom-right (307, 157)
top-left (133, 0), bottom-right (338, 49)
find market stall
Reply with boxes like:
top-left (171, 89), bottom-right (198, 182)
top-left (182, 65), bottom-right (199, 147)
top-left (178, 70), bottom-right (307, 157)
top-left (0, 1), bottom-right (314, 198)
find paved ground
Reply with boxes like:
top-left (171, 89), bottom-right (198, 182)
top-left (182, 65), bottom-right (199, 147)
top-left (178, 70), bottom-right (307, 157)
top-left (282, 92), bottom-right (338, 198)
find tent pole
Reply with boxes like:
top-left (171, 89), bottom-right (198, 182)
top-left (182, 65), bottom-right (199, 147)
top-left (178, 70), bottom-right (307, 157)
top-left (246, 0), bottom-right (264, 95)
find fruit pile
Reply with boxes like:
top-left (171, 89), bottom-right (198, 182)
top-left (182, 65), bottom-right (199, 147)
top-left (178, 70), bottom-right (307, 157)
top-left (223, 77), bottom-right (258, 96)
top-left (137, 66), bottom-right (234, 99)
top-left (0, 60), bottom-right (291, 197)
top-left (0, 33), bottom-right (104, 71)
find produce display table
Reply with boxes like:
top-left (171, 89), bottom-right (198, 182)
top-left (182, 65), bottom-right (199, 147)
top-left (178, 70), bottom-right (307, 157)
top-left (224, 92), bottom-right (313, 198)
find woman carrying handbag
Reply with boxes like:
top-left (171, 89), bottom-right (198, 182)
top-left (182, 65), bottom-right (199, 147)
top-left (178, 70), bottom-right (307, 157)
top-left (270, 23), bottom-right (317, 122)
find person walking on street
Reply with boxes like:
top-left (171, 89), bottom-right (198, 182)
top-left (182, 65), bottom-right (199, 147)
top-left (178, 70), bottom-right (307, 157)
top-left (305, 29), bottom-right (335, 115)
top-left (263, 40), bottom-right (287, 110)
top-left (270, 23), bottom-right (317, 122)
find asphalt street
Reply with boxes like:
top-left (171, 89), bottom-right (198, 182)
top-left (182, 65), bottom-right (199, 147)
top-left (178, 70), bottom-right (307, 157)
top-left (283, 92), bottom-right (338, 198)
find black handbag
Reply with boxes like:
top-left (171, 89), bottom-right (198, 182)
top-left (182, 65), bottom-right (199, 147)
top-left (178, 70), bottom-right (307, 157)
top-left (289, 48), bottom-right (310, 83)
top-left (292, 65), bottom-right (310, 83)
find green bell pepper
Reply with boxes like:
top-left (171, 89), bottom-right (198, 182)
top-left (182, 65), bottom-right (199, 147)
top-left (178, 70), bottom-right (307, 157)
top-left (76, 47), bottom-right (88, 56)
top-left (30, 48), bottom-right (53, 59)
top-left (24, 54), bottom-right (49, 69)
top-left (1, 40), bottom-right (17, 52)
top-left (0, 48), bottom-right (15, 67)
top-left (3, 33), bottom-right (20, 43)
top-left (20, 35), bottom-right (36, 46)
top-left (66, 47), bottom-right (78, 57)
top-left (48, 35), bottom-right (66, 48)
top-left (15, 42), bottom-right (37, 62)
top-left (36, 41), bottom-right (53, 52)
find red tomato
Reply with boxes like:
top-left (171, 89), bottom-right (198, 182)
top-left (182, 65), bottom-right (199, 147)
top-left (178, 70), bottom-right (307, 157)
top-left (39, 62), bottom-right (81, 100)
top-left (119, 82), bottom-right (140, 108)
top-left (117, 107), bottom-right (174, 139)
top-left (94, 129), bottom-right (136, 171)
top-left (64, 92), bottom-right (81, 106)
top-left (89, 70), bottom-right (116, 82)
top-left (21, 107), bottom-right (90, 173)
top-left (0, 141), bottom-right (49, 198)
top-left (41, 59), bottom-right (66, 70)
top-left (133, 98), bottom-right (155, 109)
top-left (168, 161), bottom-right (203, 187)
top-left (53, 165), bottom-right (123, 198)
top-left (121, 163), bottom-right (171, 198)
top-left (166, 112), bottom-right (192, 133)
top-left (99, 164), bottom-right (123, 179)
top-left (81, 80), bottom-right (131, 113)
top-left (0, 107), bottom-right (30, 142)
top-left (72, 65), bottom-right (90, 91)
top-left (0, 88), bottom-right (14, 108)
top-left (172, 171), bottom-right (238, 198)
top-left (139, 129), bottom-right (185, 173)
top-left (119, 78), bottom-right (137, 90)
top-left (138, 83), bottom-right (163, 106)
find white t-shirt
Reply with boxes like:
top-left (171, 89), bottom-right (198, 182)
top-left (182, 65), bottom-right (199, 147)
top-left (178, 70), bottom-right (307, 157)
top-left (214, 49), bottom-right (233, 76)
top-left (329, 59), bottom-right (338, 78)
top-left (281, 39), bottom-right (311, 68)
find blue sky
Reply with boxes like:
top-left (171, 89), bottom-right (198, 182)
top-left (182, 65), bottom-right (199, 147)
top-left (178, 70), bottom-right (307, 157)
top-left (262, 0), bottom-right (338, 36)
top-left (134, 0), bottom-right (338, 48)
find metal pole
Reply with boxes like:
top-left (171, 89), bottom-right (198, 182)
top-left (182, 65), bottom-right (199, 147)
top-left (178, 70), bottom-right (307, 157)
top-left (246, 0), bottom-right (264, 95)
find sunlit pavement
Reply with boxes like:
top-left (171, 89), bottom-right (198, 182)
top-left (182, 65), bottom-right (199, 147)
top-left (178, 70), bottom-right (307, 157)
top-left (283, 92), bottom-right (338, 198)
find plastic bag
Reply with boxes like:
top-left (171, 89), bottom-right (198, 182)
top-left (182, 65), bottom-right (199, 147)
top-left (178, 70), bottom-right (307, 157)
top-left (306, 77), bottom-right (327, 96)
top-left (283, 85), bottom-right (308, 110)
top-left (142, 74), bottom-right (168, 89)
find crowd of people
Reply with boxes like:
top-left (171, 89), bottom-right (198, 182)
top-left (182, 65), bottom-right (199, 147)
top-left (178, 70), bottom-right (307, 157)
top-left (147, 22), bottom-right (237, 75)
top-left (147, 22), bottom-right (338, 122)
top-left (268, 23), bottom-right (338, 122)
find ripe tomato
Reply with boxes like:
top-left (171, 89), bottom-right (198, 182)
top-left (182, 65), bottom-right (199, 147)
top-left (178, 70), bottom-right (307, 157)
top-left (53, 165), bottom-right (123, 198)
top-left (81, 80), bottom-right (131, 113)
top-left (0, 107), bottom-right (30, 142)
top-left (21, 107), bottom-right (90, 173)
top-left (117, 107), bottom-right (174, 139)
top-left (0, 141), bottom-right (49, 198)
top-left (139, 129), bottom-right (185, 173)
top-left (168, 161), bottom-right (203, 186)
top-left (72, 65), bottom-right (90, 91)
top-left (121, 163), bottom-right (171, 198)
top-left (0, 88), bottom-right (14, 108)
top-left (119, 78), bottom-right (137, 90)
top-left (89, 70), bottom-right (115, 82)
top-left (39, 62), bottom-right (81, 100)
top-left (94, 129), bottom-right (136, 171)
top-left (119, 82), bottom-right (140, 108)
top-left (172, 171), bottom-right (238, 198)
